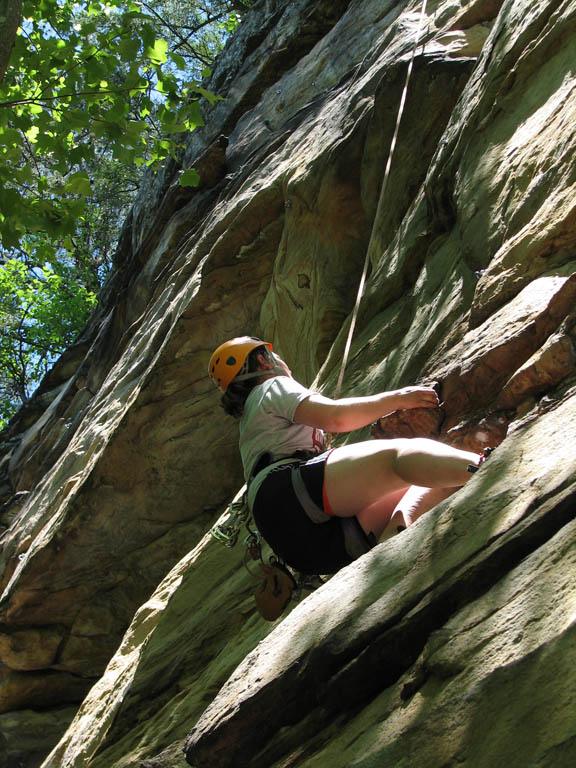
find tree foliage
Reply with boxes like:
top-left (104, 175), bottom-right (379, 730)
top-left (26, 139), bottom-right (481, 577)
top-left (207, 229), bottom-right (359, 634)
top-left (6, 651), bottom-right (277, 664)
top-left (0, 0), bottom-right (225, 254)
top-left (0, 0), bottom-right (251, 428)
top-left (0, 259), bottom-right (97, 421)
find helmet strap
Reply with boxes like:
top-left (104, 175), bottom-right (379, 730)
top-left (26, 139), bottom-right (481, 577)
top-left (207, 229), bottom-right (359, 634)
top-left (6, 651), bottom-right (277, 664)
top-left (233, 364), bottom-right (285, 383)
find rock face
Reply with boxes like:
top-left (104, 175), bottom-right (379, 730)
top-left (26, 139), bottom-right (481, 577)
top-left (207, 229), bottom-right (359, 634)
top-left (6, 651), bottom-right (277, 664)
top-left (1, 0), bottom-right (576, 766)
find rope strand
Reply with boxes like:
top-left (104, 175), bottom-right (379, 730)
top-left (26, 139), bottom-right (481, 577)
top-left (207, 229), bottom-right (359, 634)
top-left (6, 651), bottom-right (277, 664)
top-left (335, 0), bottom-right (429, 397)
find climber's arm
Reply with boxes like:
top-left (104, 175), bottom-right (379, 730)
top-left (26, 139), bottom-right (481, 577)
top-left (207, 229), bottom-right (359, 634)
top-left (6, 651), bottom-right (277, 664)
top-left (293, 387), bottom-right (439, 433)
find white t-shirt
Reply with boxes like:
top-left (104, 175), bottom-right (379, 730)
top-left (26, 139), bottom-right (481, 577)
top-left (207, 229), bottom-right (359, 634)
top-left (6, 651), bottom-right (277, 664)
top-left (240, 376), bottom-right (327, 503)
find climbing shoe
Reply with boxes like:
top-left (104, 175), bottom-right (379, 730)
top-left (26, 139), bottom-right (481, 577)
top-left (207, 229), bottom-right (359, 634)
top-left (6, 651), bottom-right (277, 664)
top-left (467, 446), bottom-right (494, 474)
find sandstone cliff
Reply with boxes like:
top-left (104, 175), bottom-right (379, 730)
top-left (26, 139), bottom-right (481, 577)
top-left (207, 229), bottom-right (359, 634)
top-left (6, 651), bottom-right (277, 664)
top-left (1, 0), bottom-right (576, 766)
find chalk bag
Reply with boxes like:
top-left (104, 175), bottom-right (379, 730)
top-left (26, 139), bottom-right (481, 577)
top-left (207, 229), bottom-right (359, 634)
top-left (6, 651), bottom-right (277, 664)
top-left (244, 533), bottom-right (296, 621)
top-left (254, 558), bottom-right (297, 621)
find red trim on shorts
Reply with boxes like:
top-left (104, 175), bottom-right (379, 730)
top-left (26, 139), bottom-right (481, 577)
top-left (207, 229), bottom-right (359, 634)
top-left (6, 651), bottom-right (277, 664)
top-left (322, 448), bottom-right (335, 516)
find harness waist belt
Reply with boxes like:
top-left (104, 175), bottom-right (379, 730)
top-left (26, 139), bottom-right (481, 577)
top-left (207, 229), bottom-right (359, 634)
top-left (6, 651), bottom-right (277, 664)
top-left (249, 450), bottom-right (319, 485)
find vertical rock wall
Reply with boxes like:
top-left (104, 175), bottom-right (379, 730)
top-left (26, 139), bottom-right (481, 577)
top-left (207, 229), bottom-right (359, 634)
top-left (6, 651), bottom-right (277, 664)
top-left (1, 0), bottom-right (575, 765)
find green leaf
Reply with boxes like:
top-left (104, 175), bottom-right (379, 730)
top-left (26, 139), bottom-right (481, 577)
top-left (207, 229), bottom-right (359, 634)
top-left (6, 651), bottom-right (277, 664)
top-left (25, 126), bottom-right (40, 143)
top-left (65, 110), bottom-right (91, 130)
top-left (0, 226), bottom-right (23, 249)
top-left (185, 100), bottom-right (205, 129)
top-left (0, 128), bottom-right (23, 148)
top-left (190, 86), bottom-right (222, 106)
top-left (0, 188), bottom-right (23, 217)
top-left (169, 52), bottom-right (187, 70)
top-left (140, 21), bottom-right (156, 49)
top-left (144, 38), bottom-right (168, 64)
top-left (118, 37), bottom-right (140, 62)
top-left (179, 169), bottom-right (200, 188)
top-left (62, 172), bottom-right (93, 196)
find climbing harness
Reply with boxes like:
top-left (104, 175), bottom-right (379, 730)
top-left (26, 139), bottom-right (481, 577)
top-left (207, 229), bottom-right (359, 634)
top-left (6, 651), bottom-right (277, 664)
top-left (210, 489), bottom-right (298, 621)
top-left (335, 0), bottom-right (430, 397)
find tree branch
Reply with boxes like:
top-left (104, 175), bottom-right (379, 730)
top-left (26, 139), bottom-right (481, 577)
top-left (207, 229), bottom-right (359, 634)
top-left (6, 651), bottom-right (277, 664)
top-left (0, 85), bottom-right (150, 109)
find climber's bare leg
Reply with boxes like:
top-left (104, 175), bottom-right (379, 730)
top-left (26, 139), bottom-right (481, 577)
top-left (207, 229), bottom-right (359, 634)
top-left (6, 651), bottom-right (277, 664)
top-left (324, 438), bottom-right (480, 537)
top-left (352, 488), bottom-right (408, 541)
top-left (378, 485), bottom-right (457, 542)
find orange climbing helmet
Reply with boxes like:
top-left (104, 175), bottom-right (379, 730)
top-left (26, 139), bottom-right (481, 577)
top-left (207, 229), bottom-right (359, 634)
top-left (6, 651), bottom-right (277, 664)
top-left (208, 336), bottom-right (273, 392)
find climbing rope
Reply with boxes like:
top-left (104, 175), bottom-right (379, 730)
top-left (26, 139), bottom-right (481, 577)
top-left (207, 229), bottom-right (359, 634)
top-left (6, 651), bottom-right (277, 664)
top-left (335, 0), bottom-right (430, 397)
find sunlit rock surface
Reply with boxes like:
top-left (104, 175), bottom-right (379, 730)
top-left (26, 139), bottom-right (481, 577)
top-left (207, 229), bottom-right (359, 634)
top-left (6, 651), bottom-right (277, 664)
top-left (1, 0), bottom-right (576, 765)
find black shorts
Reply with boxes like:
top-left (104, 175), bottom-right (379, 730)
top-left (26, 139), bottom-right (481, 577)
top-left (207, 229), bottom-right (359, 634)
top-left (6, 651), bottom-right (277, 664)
top-left (252, 453), bottom-right (374, 575)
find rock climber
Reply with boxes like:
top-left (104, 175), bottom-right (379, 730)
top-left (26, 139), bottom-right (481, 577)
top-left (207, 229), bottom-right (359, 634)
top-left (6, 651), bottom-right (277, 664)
top-left (208, 336), bottom-right (486, 575)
